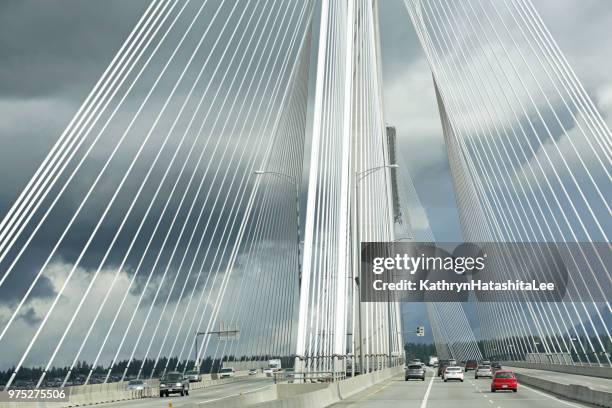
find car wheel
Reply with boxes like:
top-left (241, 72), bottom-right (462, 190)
top-left (513, 389), bottom-right (517, 393)
top-left (491, 389), bottom-right (495, 393)
top-left (475, 375), bottom-right (478, 379)
top-left (159, 392), bottom-right (164, 398)
top-left (444, 379), bottom-right (447, 382)
top-left (461, 379), bottom-right (464, 382)
top-left (405, 377), bottom-right (408, 381)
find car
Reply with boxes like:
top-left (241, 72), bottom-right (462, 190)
top-left (126, 379), bottom-right (149, 391)
top-left (464, 360), bottom-right (478, 371)
top-left (219, 367), bottom-right (235, 379)
top-left (185, 370), bottom-right (200, 383)
top-left (491, 361), bottom-right (502, 372)
top-left (475, 365), bottom-right (493, 379)
top-left (159, 372), bottom-right (189, 397)
top-left (491, 370), bottom-right (518, 392)
top-left (248, 368), bottom-right (258, 375)
top-left (264, 367), bottom-right (281, 377)
top-left (405, 364), bottom-right (426, 381)
top-left (437, 360), bottom-right (450, 377)
top-left (443, 366), bottom-right (464, 382)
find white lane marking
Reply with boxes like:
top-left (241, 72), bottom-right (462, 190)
top-left (489, 400), bottom-right (494, 404)
top-left (199, 384), bottom-right (271, 404)
top-left (520, 384), bottom-right (586, 408)
top-left (343, 373), bottom-right (405, 407)
top-left (348, 377), bottom-right (394, 405)
top-left (419, 371), bottom-right (435, 408)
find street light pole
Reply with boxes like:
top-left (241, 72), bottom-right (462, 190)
top-left (353, 164), bottom-right (398, 374)
top-left (389, 237), bottom-right (413, 367)
top-left (195, 327), bottom-right (240, 373)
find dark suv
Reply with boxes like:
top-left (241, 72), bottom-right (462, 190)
top-left (437, 360), bottom-right (449, 377)
top-left (464, 360), bottom-right (478, 371)
top-left (159, 372), bottom-right (189, 397)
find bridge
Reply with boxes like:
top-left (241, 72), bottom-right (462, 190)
top-left (0, 0), bottom-right (609, 407)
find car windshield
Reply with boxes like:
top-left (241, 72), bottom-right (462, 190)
top-left (495, 372), bottom-right (514, 378)
top-left (186, 371), bottom-right (198, 375)
top-left (220, 368), bottom-right (233, 373)
top-left (163, 374), bottom-right (182, 382)
top-left (446, 367), bottom-right (461, 372)
top-left (128, 380), bottom-right (143, 385)
top-left (478, 365), bottom-right (491, 369)
top-left (408, 365), bottom-right (422, 369)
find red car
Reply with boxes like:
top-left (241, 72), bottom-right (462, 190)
top-left (491, 370), bottom-right (518, 393)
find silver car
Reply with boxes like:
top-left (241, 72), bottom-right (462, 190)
top-left (219, 367), bottom-right (236, 378)
top-left (475, 365), bottom-right (492, 379)
top-left (405, 364), bottom-right (426, 381)
top-left (185, 370), bottom-right (200, 383)
top-left (126, 379), bottom-right (149, 391)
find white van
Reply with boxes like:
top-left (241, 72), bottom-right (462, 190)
top-left (219, 367), bottom-right (235, 378)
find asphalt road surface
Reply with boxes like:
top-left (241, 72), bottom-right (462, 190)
top-left (507, 365), bottom-right (612, 393)
top-left (331, 368), bottom-right (593, 408)
top-left (95, 377), bottom-right (273, 408)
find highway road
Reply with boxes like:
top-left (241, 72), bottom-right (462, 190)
top-left (507, 365), bottom-right (612, 393)
top-left (95, 377), bottom-right (273, 408)
top-left (331, 369), bottom-right (593, 408)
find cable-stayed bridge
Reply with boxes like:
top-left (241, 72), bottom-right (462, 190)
top-left (0, 0), bottom-right (609, 407)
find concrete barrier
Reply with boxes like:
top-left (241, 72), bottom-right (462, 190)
top-left (54, 374), bottom-right (244, 407)
top-left (505, 361), bottom-right (612, 379)
top-left (196, 366), bottom-right (403, 408)
top-left (266, 366), bottom-right (403, 408)
top-left (0, 374), bottom-right (251, 408)
top-left (514, 372), bottom-right (612, 408)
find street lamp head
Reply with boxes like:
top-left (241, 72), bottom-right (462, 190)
top-left (254, 170), bottom-right (265, 174)
top-left (388, 164), bottom-right (399, 168)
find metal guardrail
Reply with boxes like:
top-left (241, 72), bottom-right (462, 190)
top-left (273, 371), bottom-right (346, 384)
